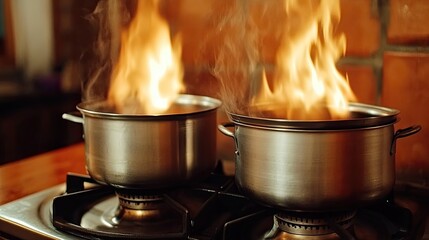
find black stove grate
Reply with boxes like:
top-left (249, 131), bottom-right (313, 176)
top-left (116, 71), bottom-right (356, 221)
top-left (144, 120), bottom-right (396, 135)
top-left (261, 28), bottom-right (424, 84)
top-left (51, 172), bottom-right (417, 240)
top-left (52, 171), bottom-right (264, 239)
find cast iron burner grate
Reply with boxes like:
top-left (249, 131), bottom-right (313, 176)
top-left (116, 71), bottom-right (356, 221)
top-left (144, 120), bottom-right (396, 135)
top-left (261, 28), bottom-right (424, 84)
top-left (52, 167), bottom-right (264, 239)
top-left (52, 172), bottom-right (414, 240)
top-left (53, 182), bottom-right (189, 239)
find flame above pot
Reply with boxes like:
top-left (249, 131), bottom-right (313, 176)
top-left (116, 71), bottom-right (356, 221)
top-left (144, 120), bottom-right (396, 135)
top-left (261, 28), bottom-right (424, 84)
top-left (214, 0), bottom-right (356, 121)
top-left (250, 0), bottom-right (356, 120)
top-left (108, 0), bottom-right (183, 115)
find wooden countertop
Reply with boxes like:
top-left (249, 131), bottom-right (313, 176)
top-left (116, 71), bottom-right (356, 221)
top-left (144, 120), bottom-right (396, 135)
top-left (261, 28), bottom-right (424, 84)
top-left (0, 143), bottom-right (86, 205)
top-left (0, 143), bottom-right (236, 206)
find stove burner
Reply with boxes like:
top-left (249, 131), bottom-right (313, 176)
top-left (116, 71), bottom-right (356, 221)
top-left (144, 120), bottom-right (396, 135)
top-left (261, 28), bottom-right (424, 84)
top-left (114, 190), bottom-right (166, 223)
top-left (275, 210), bottom-right (355, 235)
top-left (51, 171), bottom-right (266, 239)
top-left (116, 190), bottom-right (164, 210)
top-left (52, 176), bottom-right (190, 239)
top-left (262, 211), bottom-right (356, 239)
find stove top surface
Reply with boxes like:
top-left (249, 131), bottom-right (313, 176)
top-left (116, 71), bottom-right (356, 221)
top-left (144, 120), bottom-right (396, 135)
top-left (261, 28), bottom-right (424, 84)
top-left (1, 173), bottom-right (429, 240)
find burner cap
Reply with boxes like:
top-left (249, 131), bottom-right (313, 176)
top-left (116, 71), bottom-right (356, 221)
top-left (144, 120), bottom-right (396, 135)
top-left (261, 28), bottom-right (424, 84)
top-left (116, 191), bottom-right (163, 210)
top-left (275, 211), bottom-right (356, 235)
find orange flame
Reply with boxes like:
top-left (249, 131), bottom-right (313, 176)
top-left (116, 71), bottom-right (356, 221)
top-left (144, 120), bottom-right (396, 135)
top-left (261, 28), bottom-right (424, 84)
top-left (251, 0), bottom-right (356, 120)
top-left (108, 0), bottom-right (183, 114)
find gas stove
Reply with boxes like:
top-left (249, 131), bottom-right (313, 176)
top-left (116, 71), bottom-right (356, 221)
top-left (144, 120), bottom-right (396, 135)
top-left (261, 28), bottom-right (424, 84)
top-left (1, 165), bottom-right (429, 240)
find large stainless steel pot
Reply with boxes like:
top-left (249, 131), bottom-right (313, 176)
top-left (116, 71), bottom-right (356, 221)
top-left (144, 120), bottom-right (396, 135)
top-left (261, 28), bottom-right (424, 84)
top-left (63, 94), bottom-right (221, 189)
top-left (218, 103), bottom-right (421, 211)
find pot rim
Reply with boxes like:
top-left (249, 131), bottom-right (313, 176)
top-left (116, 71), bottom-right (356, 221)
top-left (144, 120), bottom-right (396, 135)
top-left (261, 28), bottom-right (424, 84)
top-left (227, 103), bottom-right (399, 130)
top-left (77, 94), bottom-right (222, 120)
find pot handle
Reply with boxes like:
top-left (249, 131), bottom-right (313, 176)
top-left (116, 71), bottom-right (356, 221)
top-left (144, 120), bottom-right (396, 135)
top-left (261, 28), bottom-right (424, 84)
top-left (218, 122), bottom-right (235, 138)
top-left (62, 111), bottom-right (84, 124)
top-left (390, 125), bottom-right (422, 155)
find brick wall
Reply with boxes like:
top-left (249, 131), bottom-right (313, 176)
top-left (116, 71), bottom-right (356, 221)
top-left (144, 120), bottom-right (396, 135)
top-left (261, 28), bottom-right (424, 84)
top-left (338, 0), bottom-right (429, 183)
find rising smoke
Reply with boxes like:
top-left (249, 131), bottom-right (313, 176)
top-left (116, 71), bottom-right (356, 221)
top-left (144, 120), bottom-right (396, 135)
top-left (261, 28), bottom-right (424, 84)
top-left (82, 0), bottom-right (133, 102)
top-left (212, 0), bottom-right (286, 115)
top-left (213, 0), bottom-right (355, 119)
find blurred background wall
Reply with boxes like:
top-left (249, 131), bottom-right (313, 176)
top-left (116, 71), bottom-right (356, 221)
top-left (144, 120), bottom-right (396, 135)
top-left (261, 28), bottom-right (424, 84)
top-left (11, 0), bottom-right (54, 79)
top-left (0, 0), bottom-right (94, 164)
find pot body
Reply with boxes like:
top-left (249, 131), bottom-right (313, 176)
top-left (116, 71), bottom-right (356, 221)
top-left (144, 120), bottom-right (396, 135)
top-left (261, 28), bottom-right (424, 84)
top-left (232, 123), bottom-right (396, 211)
top-left (73, 95), bottom-right (221, 189)
top-left (218, 103), bottom-right (421, 211)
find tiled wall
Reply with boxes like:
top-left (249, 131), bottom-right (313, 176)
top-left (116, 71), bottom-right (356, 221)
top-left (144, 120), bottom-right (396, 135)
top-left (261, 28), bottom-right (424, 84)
top-left (161, 0), bottom-right (429, 181)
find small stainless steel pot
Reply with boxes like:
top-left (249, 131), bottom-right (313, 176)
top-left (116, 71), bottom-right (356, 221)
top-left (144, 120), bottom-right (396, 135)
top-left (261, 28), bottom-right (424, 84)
top-left (63, 94), bottom-right (221, 189)
top-left (218, 103), bottom-right (421, 211)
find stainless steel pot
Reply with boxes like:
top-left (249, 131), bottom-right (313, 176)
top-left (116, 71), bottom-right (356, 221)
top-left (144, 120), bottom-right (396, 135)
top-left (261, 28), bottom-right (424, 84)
top-left (218, 103), bottom-right (421, 211)
top-left (63, 94), bottom-right (221, 189)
